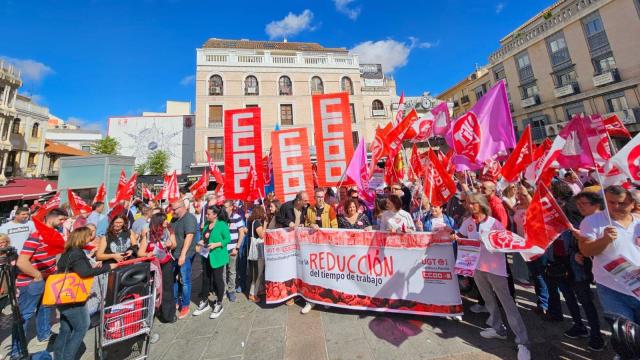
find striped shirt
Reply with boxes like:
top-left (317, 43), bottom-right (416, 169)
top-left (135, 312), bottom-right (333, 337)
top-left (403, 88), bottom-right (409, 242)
top-left (16, 231), bottom-right (57, 287)
top-left (227, 213), bottom-right (245, 251)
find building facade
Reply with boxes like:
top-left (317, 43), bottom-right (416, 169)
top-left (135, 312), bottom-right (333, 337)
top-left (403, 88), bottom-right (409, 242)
top-left (10, 95), bottom-right (49, 179)
top-left (194, 39), bottom-right (397, 166)
top-left (0, 60), bottom-right (21, 185)
top-left (45, 128), bottom-right (103, 153)
top-left (437, 67), bottom-right (493, 120)
top-left (439, 0), bottom-right (640, 143)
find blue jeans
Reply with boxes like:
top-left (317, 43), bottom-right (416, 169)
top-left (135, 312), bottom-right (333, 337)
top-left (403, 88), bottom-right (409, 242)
top-left (597, 284), bottom-right (640, 323)
top-left (53, 304), bottom-right (90, 360)
top-left (173, 254), bottom-right (194, 308)
top-left (526, 256), bottom-right (550, 312)
top-left (12, 280), bottom-right (51, 358)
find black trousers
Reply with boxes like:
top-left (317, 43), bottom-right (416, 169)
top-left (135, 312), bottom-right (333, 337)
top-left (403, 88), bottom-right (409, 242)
top-left (198, 255), bottom-right (214, 302)
top-left (159, 260), bottom-right (176, 322)
top-left (211, 266), bottom-right (225, 304)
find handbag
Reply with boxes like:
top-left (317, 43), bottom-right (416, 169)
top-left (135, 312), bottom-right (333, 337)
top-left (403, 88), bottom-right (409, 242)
top-left (247, 221), bottom-right (265, 261)
top-left (42, 256), bottom-right (94, 306)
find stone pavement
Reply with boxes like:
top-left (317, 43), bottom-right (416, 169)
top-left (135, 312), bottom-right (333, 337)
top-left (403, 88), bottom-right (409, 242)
top-left (0, 260), bottom-right (619, 360)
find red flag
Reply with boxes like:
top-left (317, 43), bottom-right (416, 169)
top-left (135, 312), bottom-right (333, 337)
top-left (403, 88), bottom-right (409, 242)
top-left (394, 91), bottom-right (405, 125)
top-left (369, 123), bottom-right (392, 176)
top-left (409, 145), bottom-right (424, 182)
top-left (262, 152), bottom-right (272, 187)
top-left (501, 125), bottom-right (534, 182)
top-left (385, 108), bottom-right (418, 159)
top-left (604, 114), bottom-right (631, 139)
top-left (480, 160), bottom-right (502, 182)
top-left (247, 164), bottom-right (262, 201)
top-left (116, 168), bottom-right (127, 193)
top-left (93, 183), bottom-right (106, 204)
top-left (405, 114), bottom-right (434, 142)
top-left (451, 111), bottom-right (481, 163)
top-left (523, 183), bottom-right (571, 255)
top-left (33, 193), bottom-right (61, 222)
top-left (153, 188), bottom-right (165, 202)
top-left (384, 155), bottom-right (400, 186)
top-left (423, 149), bottom-right (456, 207)
top-left (189, 169), bottom-right (209, 200)
top-left (205, 150), bottom-right (224, 191)
top-left (32, 218), bottom-right (65, 256)
top-left (164, 171), bottom-right (180, 203)
top-left (67, 189), bottom-right (91, 216)
top-left (142, 185), bottom-right (153, 200)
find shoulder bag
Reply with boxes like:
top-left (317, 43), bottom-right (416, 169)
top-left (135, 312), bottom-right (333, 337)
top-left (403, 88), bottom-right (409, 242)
top-left (247, 220), bottom-right (265, 261)
top-left (42, 253), bottom-right (94, 306)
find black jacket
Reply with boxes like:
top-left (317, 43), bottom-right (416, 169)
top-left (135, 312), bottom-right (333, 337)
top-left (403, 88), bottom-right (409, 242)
top-left (57, 248), bottom-right (111, 277)
top-left (275, 200), bottom-right (307, 228)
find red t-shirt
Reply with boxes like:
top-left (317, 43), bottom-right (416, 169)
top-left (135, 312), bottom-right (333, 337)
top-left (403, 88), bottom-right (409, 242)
top-left (488, 195), bottom-right (509, 228)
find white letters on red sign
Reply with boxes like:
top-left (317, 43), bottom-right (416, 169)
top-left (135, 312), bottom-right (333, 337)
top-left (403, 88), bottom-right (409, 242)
top-left (224, 108), bottom-right (263, 200)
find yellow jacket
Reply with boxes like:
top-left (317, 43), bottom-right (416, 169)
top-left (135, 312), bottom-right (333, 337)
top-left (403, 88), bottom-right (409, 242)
top-left (305, 205), bottom-right (338, 228)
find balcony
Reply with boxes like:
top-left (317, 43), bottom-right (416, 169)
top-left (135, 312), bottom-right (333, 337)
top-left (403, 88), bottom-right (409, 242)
top-left (593, 68), bottom-right (620, 87)
top-left (460, 95), bottom-right (470, 105)
top-left (521, 95), bottom-right (540, 108)
top-left (550, 48), bottom-right (571, 67)
top-left (372, 109), bottom-right (386, 117)
top-left (518, 66), bottom-right (534, 81)
top-left (553, 83), bottom-right (578, 98)
top-left (197, 50), bottom-right (359, 69)
top-left (605, 109), bottom-right (637, 125)
top-left (587, 32), bottom-right (610, 52)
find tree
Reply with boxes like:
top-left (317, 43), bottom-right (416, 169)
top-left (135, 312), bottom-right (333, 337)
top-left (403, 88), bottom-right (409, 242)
top-left (91, 136), bottom-right (120, 155)
top-left (145, 150), bottom-right (170, 175)
top-left (134, 162), bottom-right (148, 175)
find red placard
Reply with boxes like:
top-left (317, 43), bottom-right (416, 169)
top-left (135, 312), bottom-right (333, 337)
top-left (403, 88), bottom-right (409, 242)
top-left (224, 108), bottom-right (263, 200)
top-left (312, 92), bottom-right (354, 187)
top-left (271, 128), bottom-right (315, 203)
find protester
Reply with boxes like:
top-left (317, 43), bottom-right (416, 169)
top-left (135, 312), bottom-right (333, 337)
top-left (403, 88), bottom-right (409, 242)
top-left (12, 208), bottom-right (68, 358)
top-left (579, 185), bottom-right (640, 357)
top-left (480, 181), bottom-right (509, 227)
top-left (86, 201), bottom-right (108, 237)
top-left (193, 205), bottom-right (230, 319)
top-left (421, 203), bottom-right (455, 232)
top-left (379, 194), bottom-right (415, 232)
top-left (0, 207), bottom-right (34, 252)
top-left (275, 191), bottom-right (309, 228)
top-left (246, 205), bottom-right (267, 302)
top-left (131, 204), bottom-right (152, 243)
top-left (9, 205), bottom-right (18, 220)
top-left (223, 200), bottom-right (246, 301)
top-left (266, 199), bottom-right (281, 229)
top-left (138, 212), bottom-right (177, 323)
top-left (338, 198), bottom-right (372, 230)
top-left (501, 183), bottom-right (517, 215)
top-left (170, 198), bottom-right (198, 319)
top-left (96, 214), bottom-right (137, 265)
top-left (455, 193), bottom-right (530, 360)
top-left (52, 227), bottom-right (116, 360)
top-left (306, 188), bottom-right (338, 229)
top-left (564, 171), bottom-right (582, 195)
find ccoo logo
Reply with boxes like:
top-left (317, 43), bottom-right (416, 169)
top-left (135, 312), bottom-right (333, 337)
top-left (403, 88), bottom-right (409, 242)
top-left (627, 145), bottom-right (640, 181)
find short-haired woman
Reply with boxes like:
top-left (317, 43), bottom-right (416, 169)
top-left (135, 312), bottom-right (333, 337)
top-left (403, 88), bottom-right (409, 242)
top-left (338, 198), bottom-right (372, 230)
top-left (454, 193), bottom-right (530, 359)
top-left (379, 194), bottom-right (415, 233)
top-left (52, 227), bottom-right (116, 360)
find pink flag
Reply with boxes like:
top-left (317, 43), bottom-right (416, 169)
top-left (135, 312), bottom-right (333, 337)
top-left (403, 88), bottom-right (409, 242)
top-left (431, 102), bottom-right (451, 136)
top-left (537, 115), bottom-right (595, 179)
top-left (446, 80), bottom-right (516, 170)
top-left (607, 131), bottom-right (640, 183)
top-left (345, 137), bottom-right (375, 208)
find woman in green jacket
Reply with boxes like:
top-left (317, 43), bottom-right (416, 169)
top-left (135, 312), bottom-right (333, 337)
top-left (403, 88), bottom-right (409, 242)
top-left (195, 205), bottom-right (230, 319)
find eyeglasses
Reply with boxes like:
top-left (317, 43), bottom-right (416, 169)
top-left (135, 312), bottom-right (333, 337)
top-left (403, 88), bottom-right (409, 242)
top-left (171, 205), bottom-right (184, 211)
top-left (392, 187), bottom-right (402, 191)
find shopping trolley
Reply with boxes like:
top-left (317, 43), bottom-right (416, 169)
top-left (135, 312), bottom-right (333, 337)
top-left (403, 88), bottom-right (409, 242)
top-left (95, 259), bottom-right (156, 360)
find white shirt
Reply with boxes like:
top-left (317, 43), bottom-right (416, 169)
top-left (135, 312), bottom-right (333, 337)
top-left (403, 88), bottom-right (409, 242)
top-left (379, 210), bottom-right (416, 232)
top-left (580, 211), bottom-right (640, 296)
top-left (0, 220), bottom-right (35, 252)
top-left (459, 216), bottom-right (508, 277)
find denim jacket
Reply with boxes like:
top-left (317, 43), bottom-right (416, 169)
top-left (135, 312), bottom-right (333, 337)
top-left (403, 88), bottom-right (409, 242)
top-left (422, 214), bottom-right (457, 232)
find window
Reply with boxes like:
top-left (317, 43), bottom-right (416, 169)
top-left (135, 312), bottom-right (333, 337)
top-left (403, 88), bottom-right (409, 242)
top-left (278, 76), bottom-right (292, 95)
top-left (593, 53), bottom-right (617, 74)
top-left (81, 145), bottom-right (91, 152)
top-left (583, 12), bottom-right (610, 53)
top-left (352, 131), bottom-right (359, 147)
top-left (372, 100), bottom-right (384, 116)
top-left (208, 105), bottom-right (223, 127)
top-left (474, 84), bottom-right (487, 101)
top-left (310, 76), bottom-right (324, 94)
top-left (584, 15), bottom-right (604, 36)
top-left (516, 52), bottom-right (534, 82)
top-left (517, 53), bottom-right (530, 69)
top-left (555, 69), bottom-right (578, 87)
top-left (526, 115), bottom-right (548, 140)
top-left (207, 137), bottom-right (224, 162)
top-left (564, 101), bottom-right (585, 121)
top-left (493, 65), bottom-right (506, 82)
top-left (11, 119), bottom-right (20, 134)
top-left (31, 122), bottom-right (39, 138)
top-left (245, 104), bottom-right (258, 108)
top-left (521, 83), bottom-right (539, 99)
top-left (605, 93), bottom-right (629, 112)
top-left (349, 103), bottom-right (356, 123)
top-left (547, 32), bottom-right (570, 66)
top-left (208, 75), bottom-right (223, 96)
top-left (341, 77), bottom-right (353, 95)
top-left (280, 104), bottom-right (293, 126)
top-left (27, 153), bottom-right (36, 167)
top-left (244, 75), bottom-right (259, 95)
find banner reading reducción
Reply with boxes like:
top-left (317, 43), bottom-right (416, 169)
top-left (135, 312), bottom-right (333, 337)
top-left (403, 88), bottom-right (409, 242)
top-left (265, 228), bottom-right (463, 316)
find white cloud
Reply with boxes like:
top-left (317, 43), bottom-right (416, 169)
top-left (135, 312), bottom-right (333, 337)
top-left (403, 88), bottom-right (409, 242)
top-left (30, 94), bottom-right (46, 105)
top-left (334, 0), bottom-right (361, 20)
top-left (67, 116), bottom-right (106, 132)
top-left (1, 56), bottom-right (54, 83)
top-left (180, 75), bottom-right (195, 86)
top-left (351, 38), bottom-right (438, 73)
top-left (496, 3), bottom-right (505, 14)
top-left (265, 9), bottom-right (314, 40)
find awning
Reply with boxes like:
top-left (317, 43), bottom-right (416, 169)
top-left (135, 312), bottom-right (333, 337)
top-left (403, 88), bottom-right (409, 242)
top-left (0, 178), bottom-right (57, 202)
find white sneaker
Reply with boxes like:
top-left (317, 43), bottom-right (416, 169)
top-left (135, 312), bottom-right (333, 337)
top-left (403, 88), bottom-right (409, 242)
top-left (300, 302), bottom-right (315, 314)
top-left (470, 304), bottom-right (489, 313)
top-left (209, 303), bottom-right (224, 319)
top-left (517, 345), bottom-right (531, 360)
top-left (480, 328), bottom-right (507, 340)
top-left (192, 301), bottom-right (211, 316)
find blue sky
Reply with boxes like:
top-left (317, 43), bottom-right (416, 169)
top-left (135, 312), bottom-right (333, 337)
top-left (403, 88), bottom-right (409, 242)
top-left (1, 0), bottom-right (549, 132)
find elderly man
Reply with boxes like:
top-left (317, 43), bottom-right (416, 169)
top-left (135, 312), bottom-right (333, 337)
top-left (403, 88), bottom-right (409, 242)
top-left (480, 181), bottom-right (509, 228)
top-left (579, 185), bottom-right (640, 356)
top-left (170, 199), bottom-right (198, 319)
top-left (275, 191), bottom-right (309, 228)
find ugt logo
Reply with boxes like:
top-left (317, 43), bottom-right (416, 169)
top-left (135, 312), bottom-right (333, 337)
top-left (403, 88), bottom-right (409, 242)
top-left (453, 112), bottom-right (480, 162)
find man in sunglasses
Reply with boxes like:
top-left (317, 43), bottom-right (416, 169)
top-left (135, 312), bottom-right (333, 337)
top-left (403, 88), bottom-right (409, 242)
top-left (170, 199), bottom-right (198, 319)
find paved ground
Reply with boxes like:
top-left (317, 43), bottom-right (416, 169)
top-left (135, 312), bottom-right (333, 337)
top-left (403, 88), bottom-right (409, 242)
top-left (0, 259), bottom-right (619, 360)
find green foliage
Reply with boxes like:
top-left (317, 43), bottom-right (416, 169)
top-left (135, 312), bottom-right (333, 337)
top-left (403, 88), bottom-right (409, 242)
top-left (139, 150), bottom-right (170, 175)
top-left (91, 136), bottom-right (120, 155)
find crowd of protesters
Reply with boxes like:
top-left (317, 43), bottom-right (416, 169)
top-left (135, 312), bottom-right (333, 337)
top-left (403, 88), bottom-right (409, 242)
top-left (3, 166), bottom-right (640, 360)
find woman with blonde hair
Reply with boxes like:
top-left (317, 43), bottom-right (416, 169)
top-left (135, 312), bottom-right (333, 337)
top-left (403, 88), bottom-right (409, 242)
top-left (52, 227), bottom-right (116, 360)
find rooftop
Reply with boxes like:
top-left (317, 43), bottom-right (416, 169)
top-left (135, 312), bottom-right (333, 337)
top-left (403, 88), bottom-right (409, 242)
top-left (202, 38), bottom-right (348, 53)
top-left (44, 140), bottom-right (90, 156)
top-left (500, 0), bottom-right (565, 43)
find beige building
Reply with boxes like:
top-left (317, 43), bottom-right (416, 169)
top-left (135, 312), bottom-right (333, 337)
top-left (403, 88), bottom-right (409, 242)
top-left (0, 60), bottom-right (21, 185)
top-left (194, 39), bottom-right (397, 167)
top-left (439, 0), bottom-right (640, 143)
top-left (10, 95), bottom-right (49, 179)
top-left (437, 67), bottom-right (493, 120)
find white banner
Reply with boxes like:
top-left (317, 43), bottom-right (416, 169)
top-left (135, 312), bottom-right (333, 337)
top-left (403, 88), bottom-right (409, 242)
top-left (265, 228), bottom-right (463, 316)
